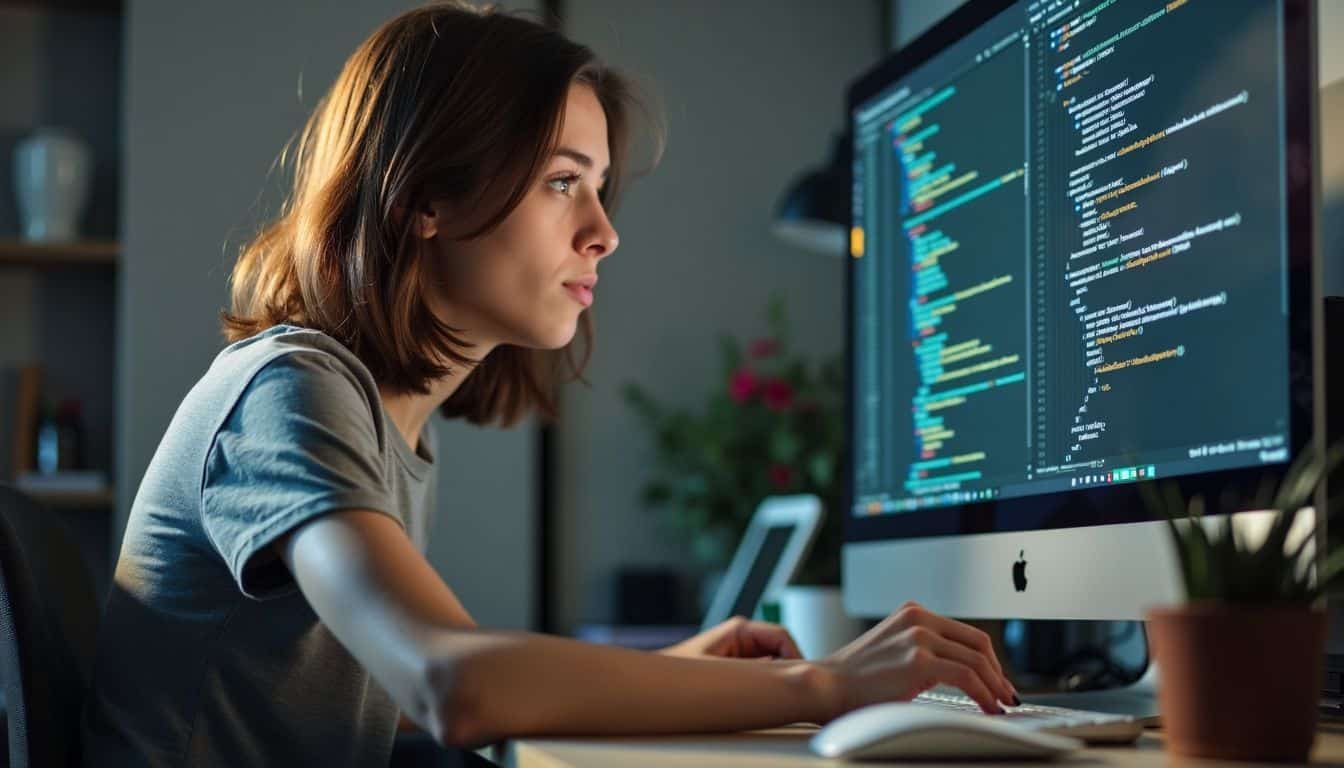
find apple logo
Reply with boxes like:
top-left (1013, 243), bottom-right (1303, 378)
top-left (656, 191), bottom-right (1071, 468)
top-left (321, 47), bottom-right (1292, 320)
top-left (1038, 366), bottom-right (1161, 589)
top-left (1012, 550), bottom-right (1028, 592)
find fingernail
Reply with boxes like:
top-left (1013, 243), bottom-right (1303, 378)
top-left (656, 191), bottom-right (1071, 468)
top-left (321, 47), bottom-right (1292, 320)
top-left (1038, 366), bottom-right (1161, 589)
top-left (995, 705), bottom-right (1006, 715)
top-left (1011, 694), bottom-right (1022, 707)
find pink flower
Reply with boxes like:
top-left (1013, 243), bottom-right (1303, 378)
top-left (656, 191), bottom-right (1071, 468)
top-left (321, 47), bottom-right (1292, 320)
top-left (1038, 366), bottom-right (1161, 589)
top-left (749, 338), bottom-right (779, 359)
top-left (768, 463), bottom-right (793, 490)
top-left (762, 378), bottom-right (794, 412)
top-left (729, 367), bottom-right (759, 403)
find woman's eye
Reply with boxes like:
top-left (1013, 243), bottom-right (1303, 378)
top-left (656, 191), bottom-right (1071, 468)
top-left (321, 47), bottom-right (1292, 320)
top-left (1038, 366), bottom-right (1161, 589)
top-left (548, 175), bottom-right (580, 195)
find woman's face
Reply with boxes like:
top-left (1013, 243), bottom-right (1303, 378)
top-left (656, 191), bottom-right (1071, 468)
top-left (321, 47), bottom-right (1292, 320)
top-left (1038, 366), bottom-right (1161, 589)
top-left (421, 83), bottom-right (619, 355)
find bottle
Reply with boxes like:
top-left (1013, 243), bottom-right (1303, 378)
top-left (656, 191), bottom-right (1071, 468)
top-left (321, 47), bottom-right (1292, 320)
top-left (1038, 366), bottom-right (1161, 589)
top-left (34, 398), bottom-right (83, 474)
top-left (35, 400), bottom-right (59, 474)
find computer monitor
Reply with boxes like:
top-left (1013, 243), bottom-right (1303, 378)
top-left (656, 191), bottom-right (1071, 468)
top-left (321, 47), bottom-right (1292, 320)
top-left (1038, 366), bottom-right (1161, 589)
top-left (843, 0), bottom-right (1320, 621)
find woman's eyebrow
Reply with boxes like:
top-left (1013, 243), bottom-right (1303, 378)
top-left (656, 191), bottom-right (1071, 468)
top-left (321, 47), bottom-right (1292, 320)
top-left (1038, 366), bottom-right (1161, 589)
top-left (553, 147), bottom-right (610, 180)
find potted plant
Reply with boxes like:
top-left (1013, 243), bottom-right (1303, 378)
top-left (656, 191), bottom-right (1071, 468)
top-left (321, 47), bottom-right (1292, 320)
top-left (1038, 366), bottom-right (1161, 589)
top-left (1143, 442), bottom-right (1344, 762)
top-left (623, 296), bottom-right (848, 635)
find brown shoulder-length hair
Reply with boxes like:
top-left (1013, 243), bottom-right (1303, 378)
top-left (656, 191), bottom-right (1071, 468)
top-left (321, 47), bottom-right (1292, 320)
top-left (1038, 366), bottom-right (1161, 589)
top-left (222, 1), bottom-right (658, 427)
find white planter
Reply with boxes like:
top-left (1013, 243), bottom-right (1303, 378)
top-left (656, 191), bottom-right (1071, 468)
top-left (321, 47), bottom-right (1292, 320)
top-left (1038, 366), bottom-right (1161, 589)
top-left (13, 128), bottom-right (92, 242)
top-left (779, 585), bottom-right (866, 660)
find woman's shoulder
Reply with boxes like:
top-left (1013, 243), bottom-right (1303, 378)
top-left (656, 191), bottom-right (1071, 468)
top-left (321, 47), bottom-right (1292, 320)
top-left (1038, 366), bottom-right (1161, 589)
top-left (202, 325), bottom-right (382, 422)
top-left (220, 324), bottom-right (371, 383)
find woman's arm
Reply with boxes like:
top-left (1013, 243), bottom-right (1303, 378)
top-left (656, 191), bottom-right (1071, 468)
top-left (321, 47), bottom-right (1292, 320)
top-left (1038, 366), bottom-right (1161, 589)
top-left (277, 509), bottom-right (1011, 749)
top-left (275, 509), bottom-right (830, 746)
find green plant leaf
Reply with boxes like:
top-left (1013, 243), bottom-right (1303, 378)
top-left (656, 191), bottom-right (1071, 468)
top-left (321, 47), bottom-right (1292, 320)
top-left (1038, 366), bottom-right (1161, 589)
top-left (1273, 442), bottom-right (1344, 515)
top-left (1138, 476), bottom-right (1168, 519)
top-left (1285, 513), bottom-right (1317, 572)
top-left (1142, 440), bottom-right (1344, 603)
top-left (1251, 471), bottom-right (1278, 511)
top-left (622, 382), bottom-right (659, 420)
top-left (617, 295), bottom-right (851, 579)
top-left (1165, 516), bottom-right (1195, 597)
top-left (808, 453), bottom-right (834, 488)
top-left (641, 483), bottom-right (672, 507)
top-left (1184, 496), bottom-right (1214, 599)
top-left (1310, 546), bottom-right (1344, 600)
top-left (1253, 506), bottom-right (1305, 596)
top-left (778, 431), bottom-right (803, 464)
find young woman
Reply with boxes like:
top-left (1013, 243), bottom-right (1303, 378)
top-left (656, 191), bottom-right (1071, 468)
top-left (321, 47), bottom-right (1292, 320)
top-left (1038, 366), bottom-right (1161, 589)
top-left (81, 3), bottom-right (1019, 765)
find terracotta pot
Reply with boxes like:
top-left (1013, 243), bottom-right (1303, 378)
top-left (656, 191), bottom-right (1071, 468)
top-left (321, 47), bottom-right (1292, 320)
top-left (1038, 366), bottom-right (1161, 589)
top-left (1146, 603), bottom-right (1325, 762)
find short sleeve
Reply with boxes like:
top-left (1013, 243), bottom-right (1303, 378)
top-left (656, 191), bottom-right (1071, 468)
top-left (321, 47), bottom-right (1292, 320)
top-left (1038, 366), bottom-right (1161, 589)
top-left (202, 351), bottom-right (402, 600)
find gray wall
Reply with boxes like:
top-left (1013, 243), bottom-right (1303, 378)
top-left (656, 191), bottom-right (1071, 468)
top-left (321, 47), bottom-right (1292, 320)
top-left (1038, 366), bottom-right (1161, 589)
top-left (891, 0), bottom-right (965, 48)
top-left (120, 0), bottom-right (539, 630)
top-left (553, 0), bottom-right (884, 632)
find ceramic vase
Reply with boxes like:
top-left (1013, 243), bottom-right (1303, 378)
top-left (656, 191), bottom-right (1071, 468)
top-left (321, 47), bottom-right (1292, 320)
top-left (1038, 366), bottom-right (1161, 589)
top-left (13, 128), bottom-right (92, 242)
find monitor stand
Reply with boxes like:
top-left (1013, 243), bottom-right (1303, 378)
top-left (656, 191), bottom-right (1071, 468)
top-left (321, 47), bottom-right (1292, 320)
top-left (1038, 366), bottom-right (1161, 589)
top-left (1019, 662), bottom-right (1161, 725)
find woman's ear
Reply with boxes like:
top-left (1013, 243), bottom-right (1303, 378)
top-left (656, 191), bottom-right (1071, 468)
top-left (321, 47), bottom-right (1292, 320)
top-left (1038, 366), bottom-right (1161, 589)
top-left (415, 202), bottom-right (440, 240)
top-left (394, 199), bottom-right (442, 240)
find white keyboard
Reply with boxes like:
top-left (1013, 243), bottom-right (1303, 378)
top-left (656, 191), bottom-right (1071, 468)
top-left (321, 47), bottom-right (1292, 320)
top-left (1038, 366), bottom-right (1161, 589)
top-left (914, 690), bottom-right (1144, 743)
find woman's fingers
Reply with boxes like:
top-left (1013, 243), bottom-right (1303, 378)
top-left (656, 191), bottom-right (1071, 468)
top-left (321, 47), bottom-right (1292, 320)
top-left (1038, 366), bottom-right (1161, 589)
top-left (919, 654), bottom-right (1005, 714)
top-left (827, 603), bottom-right (1022, 718)
top-left (740, 620), bottom-right (803, 659)
top-left (918, 629), bottom-right (1016, 707)
top-left (896, 603), bottom-right (1011, 691)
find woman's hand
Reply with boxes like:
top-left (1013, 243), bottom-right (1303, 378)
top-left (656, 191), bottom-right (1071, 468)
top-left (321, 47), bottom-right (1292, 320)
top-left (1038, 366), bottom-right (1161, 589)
top-left (659, 616), bottom-right (803, 660)
top-left (816, 601), bottom-right (1019, 719)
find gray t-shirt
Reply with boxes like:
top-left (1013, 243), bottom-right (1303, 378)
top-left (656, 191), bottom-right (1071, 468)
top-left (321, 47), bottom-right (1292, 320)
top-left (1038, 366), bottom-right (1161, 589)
top-left (81, 325), bottom-right (437, 766)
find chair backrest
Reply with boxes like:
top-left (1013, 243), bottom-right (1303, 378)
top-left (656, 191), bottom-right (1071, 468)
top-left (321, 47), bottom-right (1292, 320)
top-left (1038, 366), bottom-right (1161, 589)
top-left (0, 487), bottom-right (98, 768)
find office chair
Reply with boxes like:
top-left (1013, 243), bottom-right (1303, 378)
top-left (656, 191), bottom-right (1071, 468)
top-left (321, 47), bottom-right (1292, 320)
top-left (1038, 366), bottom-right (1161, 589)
top-left (0, 486), bottom-right (98, 768)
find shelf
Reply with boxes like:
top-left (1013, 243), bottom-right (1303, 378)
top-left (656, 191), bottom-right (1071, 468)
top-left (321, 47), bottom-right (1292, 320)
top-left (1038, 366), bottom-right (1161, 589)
top-left (27, 488), bottom-right (114, 510)
top-left (0, 240), bottom-right (118, 268)
top-left (0, 1), bottom-right (121, 13)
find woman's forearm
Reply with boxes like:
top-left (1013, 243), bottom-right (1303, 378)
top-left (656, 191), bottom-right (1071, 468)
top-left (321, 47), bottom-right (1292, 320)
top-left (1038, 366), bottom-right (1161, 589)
top-left (278, 510), bottom-right (834, 744)
top-left (422, 629), bottom-right (837, 747)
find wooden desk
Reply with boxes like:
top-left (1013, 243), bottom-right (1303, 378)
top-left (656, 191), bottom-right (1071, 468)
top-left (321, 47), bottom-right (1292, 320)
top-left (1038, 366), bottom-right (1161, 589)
top-left (508, 722), bottom-right (1344, 767)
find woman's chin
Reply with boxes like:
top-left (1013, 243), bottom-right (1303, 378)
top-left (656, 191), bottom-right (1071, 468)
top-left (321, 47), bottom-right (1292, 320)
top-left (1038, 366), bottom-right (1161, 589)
top-left (522, 321), bottom-right (579, 350)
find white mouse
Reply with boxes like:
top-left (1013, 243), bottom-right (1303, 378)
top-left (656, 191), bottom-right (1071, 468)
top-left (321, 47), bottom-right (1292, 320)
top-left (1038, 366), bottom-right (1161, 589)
top-left (810, 702), bottom-right (1084, 761)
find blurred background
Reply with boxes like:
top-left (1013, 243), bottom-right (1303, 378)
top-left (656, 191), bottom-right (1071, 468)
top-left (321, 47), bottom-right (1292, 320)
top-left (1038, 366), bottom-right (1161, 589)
top-left (1, 0), bottom-right (1341, 643)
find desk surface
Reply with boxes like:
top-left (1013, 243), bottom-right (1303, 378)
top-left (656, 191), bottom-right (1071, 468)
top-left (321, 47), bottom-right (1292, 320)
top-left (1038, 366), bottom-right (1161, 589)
top-left (508, 722), bottom-right (1344, 767)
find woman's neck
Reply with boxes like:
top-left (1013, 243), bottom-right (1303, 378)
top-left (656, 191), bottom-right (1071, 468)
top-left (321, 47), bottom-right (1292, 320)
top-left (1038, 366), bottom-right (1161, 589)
top-left (378, 355), bottom-right (485, 451)
top-left (378, 311), bottom-right (498, 450)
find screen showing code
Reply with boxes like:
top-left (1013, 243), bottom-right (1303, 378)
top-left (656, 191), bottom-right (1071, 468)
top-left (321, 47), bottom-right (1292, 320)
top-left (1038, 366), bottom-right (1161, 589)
top-left (851, 0), bottom-right (1289, 517)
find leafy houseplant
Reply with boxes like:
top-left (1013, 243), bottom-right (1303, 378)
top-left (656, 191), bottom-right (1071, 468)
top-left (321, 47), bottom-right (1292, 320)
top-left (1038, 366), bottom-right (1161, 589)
top-left (623, 296), bottom-right (844, 586)
top-left (1143, 442), bottom-right (1344, 762)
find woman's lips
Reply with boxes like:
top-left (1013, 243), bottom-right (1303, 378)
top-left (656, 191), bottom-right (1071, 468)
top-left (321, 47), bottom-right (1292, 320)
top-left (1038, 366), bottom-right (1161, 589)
top-left (564, 283), bottom-right (594, 307)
